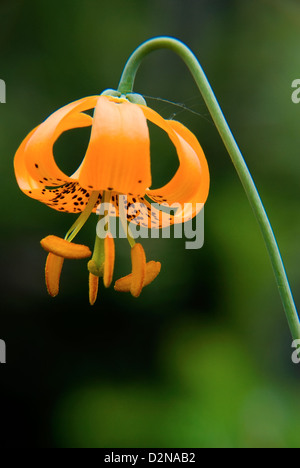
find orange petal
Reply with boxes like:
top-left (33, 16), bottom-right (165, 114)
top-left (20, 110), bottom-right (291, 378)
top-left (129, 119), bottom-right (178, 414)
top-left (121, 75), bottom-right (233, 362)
top-left (114, 261), bottom-right (161, 293)
top-left (123, 195), bottom-right (177, 229)
top-left (17, 96), bottom-right (98, 187)
top-left (45, 253), bottom-right (64, 297)
top-left (14, 99), bottom-right (100, 214)
top-left (38, 185), bottom-right (101, 215)
top-left (165, 120), bottom-right (209, 222)
top-left (13, 182), bottom-right (119, 216)
top-left (89, 273), bottom-right (99, 306)
top-left (41, 235), bottom-right (92, 259)
top-left (130, 244), bottom-right (146, 298)
top-left (103, 234), bottom-right (115, 288)
top-left (78, 96), bottom-right (151, 195)
top-left (139, 105), bottom-right (209, 223)
top-left (14, 127), bottom-right (41, 192)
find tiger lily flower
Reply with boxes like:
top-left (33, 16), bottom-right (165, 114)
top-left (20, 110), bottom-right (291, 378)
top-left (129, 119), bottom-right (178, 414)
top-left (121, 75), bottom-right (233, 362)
top-left (14, 93), bottom-right (209, 304)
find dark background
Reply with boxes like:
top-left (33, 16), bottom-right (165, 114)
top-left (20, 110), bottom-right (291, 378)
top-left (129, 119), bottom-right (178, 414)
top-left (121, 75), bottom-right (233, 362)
top-left (0, 0), bottom-right (299, 448)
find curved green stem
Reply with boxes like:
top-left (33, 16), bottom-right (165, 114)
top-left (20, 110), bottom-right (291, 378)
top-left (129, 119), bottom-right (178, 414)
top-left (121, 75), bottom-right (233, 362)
top-left (118, 36), bottom-right (300, 340)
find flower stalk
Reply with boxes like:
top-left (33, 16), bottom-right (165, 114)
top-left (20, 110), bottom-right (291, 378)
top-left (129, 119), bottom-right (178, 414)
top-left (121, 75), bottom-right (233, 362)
top-left (118, 36), bottom-right (300, 340)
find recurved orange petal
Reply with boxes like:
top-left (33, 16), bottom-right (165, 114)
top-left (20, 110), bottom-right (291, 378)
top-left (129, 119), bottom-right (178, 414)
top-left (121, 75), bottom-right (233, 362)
top-left (139, 105), bottom-right (209, 225)
top-left (165, 120), bottom-right (209, 221)
top-left (19, 96), bottom-right (98, 186)
top-left (78, 96), bottom-right (151, 196)
top-left (14, 127), bottom-right (41, 193)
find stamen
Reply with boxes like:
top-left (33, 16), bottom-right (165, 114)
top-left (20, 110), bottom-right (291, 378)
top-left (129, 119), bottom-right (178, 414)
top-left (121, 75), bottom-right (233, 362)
top-left (103, 234), bottom-right (115, 288)
top-left (65, 191), bottom-right (100, 242)
top-left (45, 253), bottom-right (64, 297)
top-left (88, 233), bottom-right (105, 275)
top-left (143, 261), bottom-right (161, 286)
top-left (89, 273), bottom-right (99, 306)
top-left (114, 261), bottom-right (161, 293)
top-left (130, 243), bottom-right (146, 297)
top-left (87, 259), bottom-right (104, 277)
top-left (41, 235), bottom-right (92, 259)
top-left (88, 191), bottom-right (115, 286)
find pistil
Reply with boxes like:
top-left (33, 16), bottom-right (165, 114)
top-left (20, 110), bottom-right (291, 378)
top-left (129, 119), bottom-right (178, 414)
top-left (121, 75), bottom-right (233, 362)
top-left (88, 191), bottom-right (114, 278)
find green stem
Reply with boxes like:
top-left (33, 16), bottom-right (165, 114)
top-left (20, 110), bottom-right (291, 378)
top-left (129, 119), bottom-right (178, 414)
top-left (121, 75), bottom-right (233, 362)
top-left (118, 36), bottom-right (300, 340)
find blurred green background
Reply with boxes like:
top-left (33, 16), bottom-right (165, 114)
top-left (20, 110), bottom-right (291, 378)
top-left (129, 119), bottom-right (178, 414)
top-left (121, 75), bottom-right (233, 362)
top-left (0, 0), bottom-right (299, 448)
